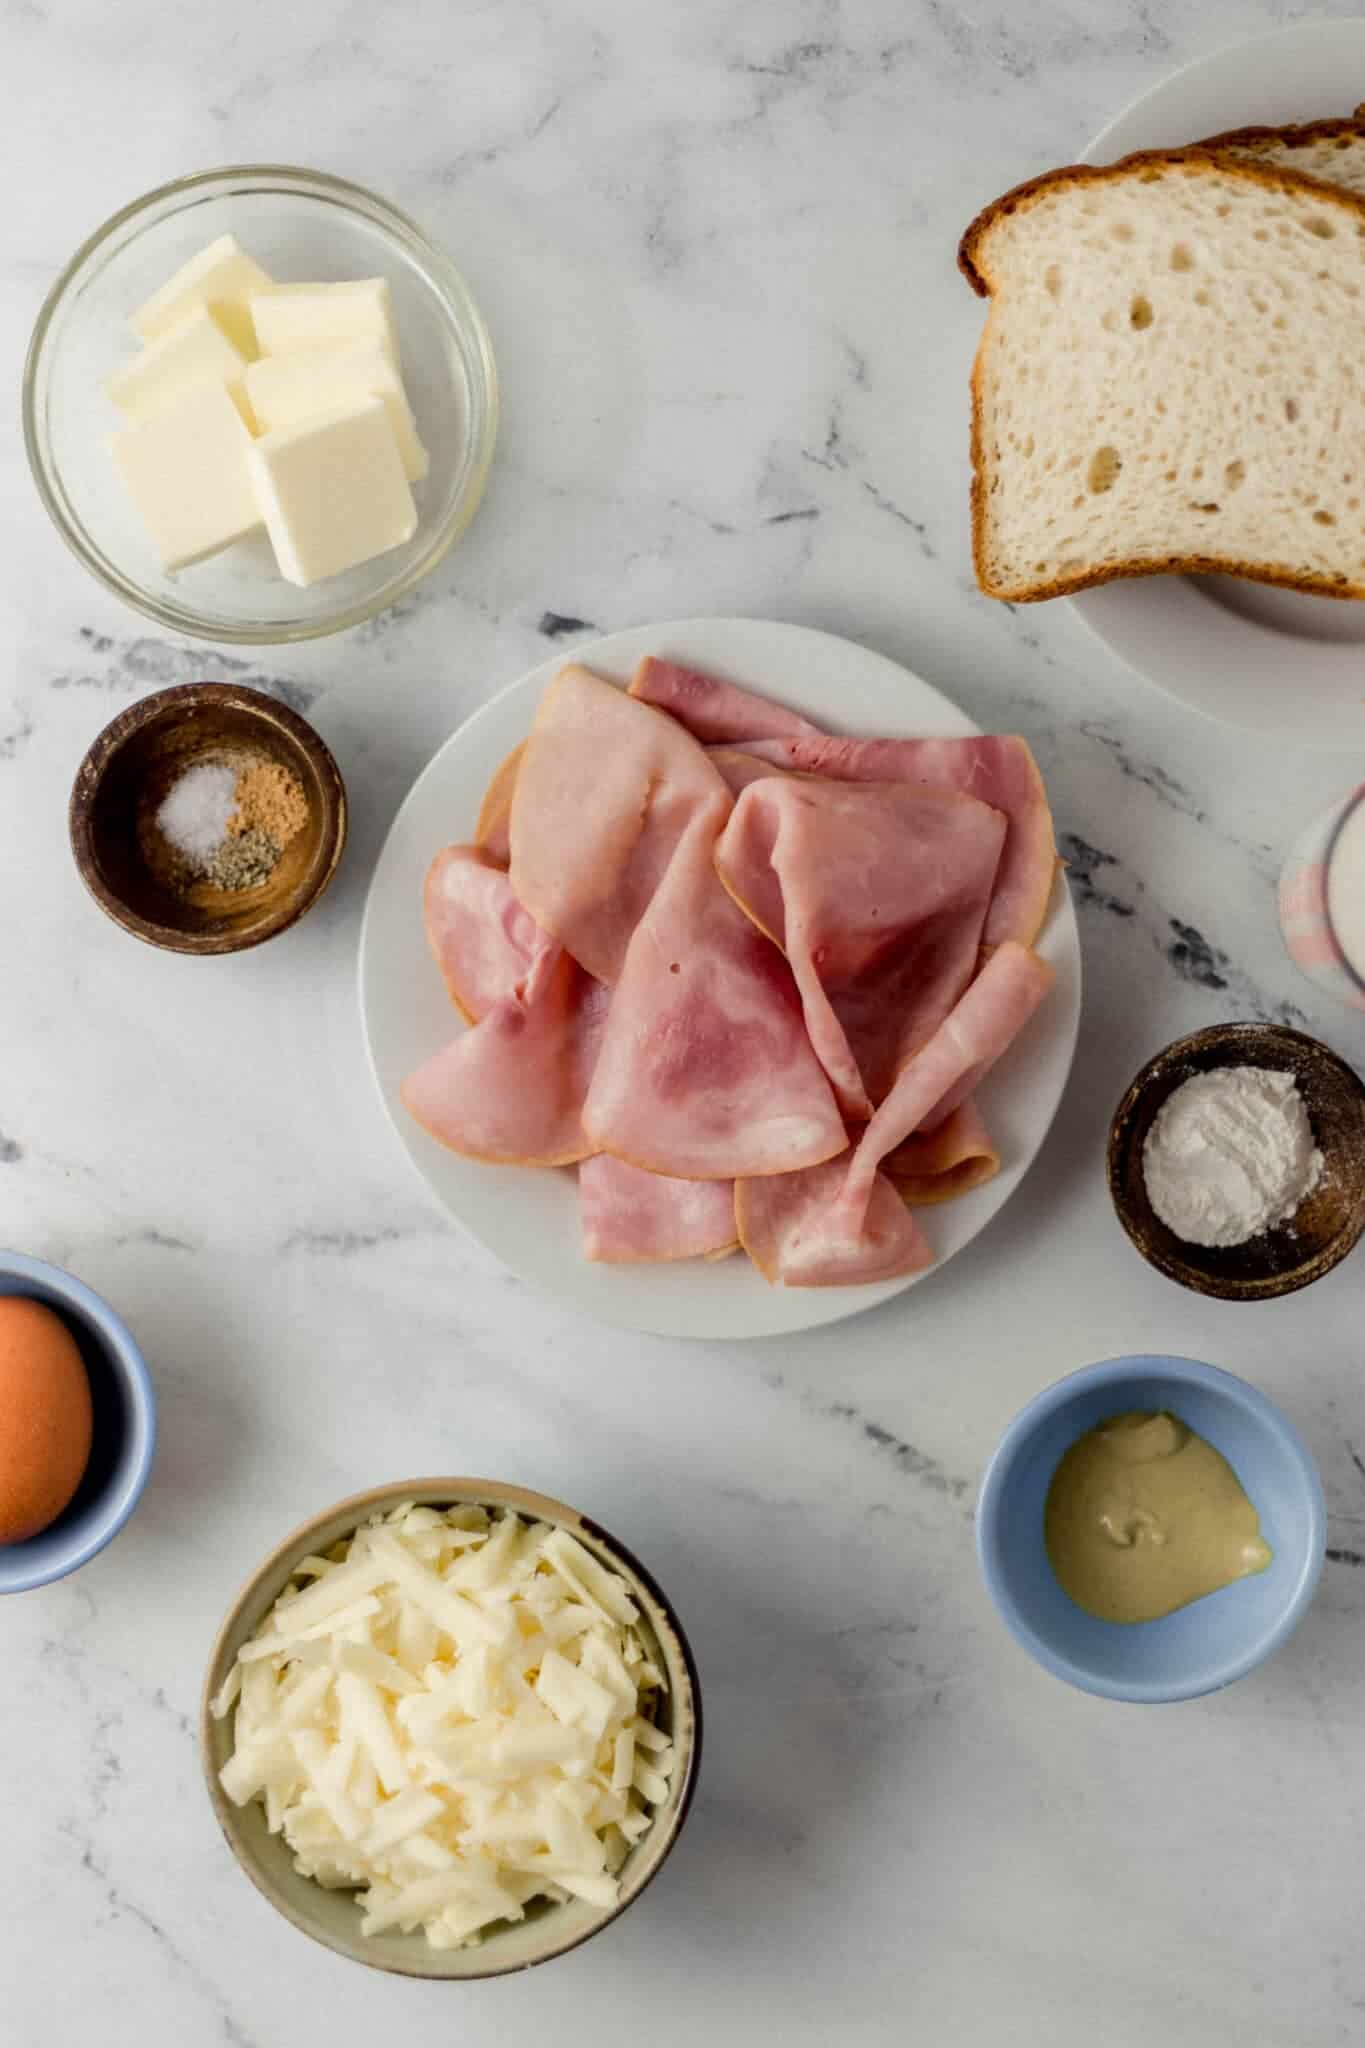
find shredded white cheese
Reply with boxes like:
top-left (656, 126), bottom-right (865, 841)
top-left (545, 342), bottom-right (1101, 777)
top-left (215, 1504), bottom-right (675, 1949)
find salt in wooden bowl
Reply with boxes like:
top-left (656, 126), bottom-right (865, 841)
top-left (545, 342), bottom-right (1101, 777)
top-left (69, 682), bottom-right (346, 955)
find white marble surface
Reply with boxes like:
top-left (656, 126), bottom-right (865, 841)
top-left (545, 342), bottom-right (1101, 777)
top-left (6, 3), bottom-right (1365, 2042)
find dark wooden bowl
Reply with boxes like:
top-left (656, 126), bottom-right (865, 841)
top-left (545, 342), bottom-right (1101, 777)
top-left (1108, 1023), bottom-right (1365, 1300)
top-left (70, 683), bottom-right (346, 955)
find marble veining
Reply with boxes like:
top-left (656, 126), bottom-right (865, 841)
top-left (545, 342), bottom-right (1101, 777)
top-left (7, 4), bottom-right (1365, 2045)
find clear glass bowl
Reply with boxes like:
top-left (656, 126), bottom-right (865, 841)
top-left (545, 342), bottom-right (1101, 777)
top-left (23, 165), bottom-right (498, 644)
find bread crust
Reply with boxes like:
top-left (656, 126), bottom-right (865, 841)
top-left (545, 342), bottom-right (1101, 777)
top-left (958, 145), bottom-right (1365, 292)
top-left (960, 150), bottom-right (1365, 602)
top-left (1194, 113), bottom-right (1365, 161)
top-left (980, 552), bottom-right (1365, 607)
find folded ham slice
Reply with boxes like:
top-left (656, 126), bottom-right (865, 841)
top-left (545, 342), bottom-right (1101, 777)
top-left (630, 656), bottom-right (822, 745)
top-left (737, 1157), bottom-right (933, 1286)
top-left (582, 813), bottom-right (847, 1179)
top-left (707, 747), bottom-right (790, 800)
top-left (510, 665), bottom-right (730, 985)
top-left (579, 1155), bottom-right (738, 1263)
top-left (627, 661), bottom-right (1054, 949)
top-left (423, 845), bottom-right (543, 1024)
top-left (737, 944), bottom-right (1053, 1284)
top-left (402, 945), bottom-right (610, 1167)
top-left (409, 829), bottom-right (612, 1167)
top-left (882, 1099), bottom-right (1000, 1206)
top-left (838, 942), bottom-right (1053, 1221)
top-left (732, 733), bottom-right (1055, 950)
top-left (715, 777), bottom-right (1006, 1117)
top-left (474, 744), bottom-right (524, 863)
top-left (507, 665), bottom-right (845, 1180)
top-left (414, 836), bottom-right (749, 1255)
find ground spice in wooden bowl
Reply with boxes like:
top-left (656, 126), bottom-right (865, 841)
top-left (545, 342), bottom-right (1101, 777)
top-left (70, 683), bottom-right (347, 955)
top-left (144, 751), bottom-right (311, 899)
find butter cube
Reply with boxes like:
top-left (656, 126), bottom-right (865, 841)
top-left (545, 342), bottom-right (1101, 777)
top-left (248, 396), bottom-right (417, 586)
top-left (244, 340), bottom-right (427, 481)
top-left (248, 279), bottom-right (399, 365)
top-left (111, 380), bottom-right (262, 570)
top-left (131, 234), bottom-right (272, 359)
top-left (107, 306), bottom-right (250, 420)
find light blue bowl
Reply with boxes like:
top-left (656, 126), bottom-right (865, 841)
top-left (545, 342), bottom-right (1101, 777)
top-left (0, 1252), bottom-right (157, 1593)
top-left (976, 1356), bottom-right (1325, 1703)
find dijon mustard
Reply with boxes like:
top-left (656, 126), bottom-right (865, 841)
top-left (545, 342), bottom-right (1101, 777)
top-left (1044, 1410), bottom-right (1271, 1624)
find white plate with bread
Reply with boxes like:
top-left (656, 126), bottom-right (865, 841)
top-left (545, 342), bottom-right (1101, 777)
top-left (960, 19), bottom-right (1365, 745)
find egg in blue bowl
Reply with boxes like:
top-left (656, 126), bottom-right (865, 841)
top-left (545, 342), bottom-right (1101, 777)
top-left (0, 1251), bottom-right (157, 1594)
top-left (976, 1355), bottom-right (1325, 1703)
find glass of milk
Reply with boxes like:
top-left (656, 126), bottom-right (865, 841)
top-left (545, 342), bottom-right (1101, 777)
top-left (1279, 787), bottom-right (1365, 1010)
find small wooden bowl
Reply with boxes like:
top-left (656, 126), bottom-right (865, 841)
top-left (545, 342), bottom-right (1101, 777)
top-left (70, 682), bottom-right (346, 954)
top-left (1108, 1023), bottom-right (1365, 1300)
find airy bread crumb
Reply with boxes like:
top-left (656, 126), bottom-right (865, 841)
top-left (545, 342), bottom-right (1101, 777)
top-left (960, 151), bottom-right (1365, 603)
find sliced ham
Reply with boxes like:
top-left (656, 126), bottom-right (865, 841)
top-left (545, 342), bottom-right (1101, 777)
top-left (474, 743), bottom-right (524, 862)
top-left (409, 839), bottom-right (611, 1167)
top-left (510, 665), bottom-right (730, 985)
top-left (582, 814), bottom-right (846, 1180)
top-left (423, 845), bottom-right (544, 1024)
top-left (707, 747), bottom-right (790, 800)
top-left (837, 942), bottom-right (1054, 1228)
top-left (579, 1155), bottom-right (738, 1263)
top-left (882, 1099), bottom-right (1000, 1206)
top-left (407, 655), bottom-right (1061, 1291)
top-left (732, 733), bottom-right (1055, 949)
top-left (738, 944), bottom-right (1053, 1285)
top-left (630, 656), bottom-right (823, 745)
top-left (737, 1157), bottom-right (932, 1287)
top-left (631, 668), bottom-right (1054, 950)
top-left (402, 947), bottom-right (610, 1167)
top-left (714, 778), bottom-right (1006, 1117)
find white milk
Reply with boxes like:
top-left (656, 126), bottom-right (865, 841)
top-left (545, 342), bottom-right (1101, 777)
top-left (1327, 796), bottom-right (1365, 987)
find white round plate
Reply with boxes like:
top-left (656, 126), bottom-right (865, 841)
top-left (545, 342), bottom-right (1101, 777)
top-left (359, 618), bottom-right (1080, 1339)
top-left (1072, 19), bottom-right (1365, 745)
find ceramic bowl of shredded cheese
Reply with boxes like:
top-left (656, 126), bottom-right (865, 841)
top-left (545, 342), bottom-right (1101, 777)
top-left (1108, 1023), bottom-right (1365, 1301)
top-left (201, 1479), bottom-right (701, 1977)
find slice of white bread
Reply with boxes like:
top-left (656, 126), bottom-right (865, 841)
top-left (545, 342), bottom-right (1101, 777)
top-left (960, 151), bottom-right (1365, 602)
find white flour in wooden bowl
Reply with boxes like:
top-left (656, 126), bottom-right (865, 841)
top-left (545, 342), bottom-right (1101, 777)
top-left (1142, 1066), bottom-right (1323, 1249)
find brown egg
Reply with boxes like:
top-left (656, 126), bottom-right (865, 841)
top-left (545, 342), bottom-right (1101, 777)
top-left (0, 1298), bottom-right (93, 1544)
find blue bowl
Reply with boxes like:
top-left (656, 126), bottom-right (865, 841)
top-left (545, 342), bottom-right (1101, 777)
top-left (0, 1252), bottom-right (157, 1593)
top-left (976, 1356), bottom-right (1325, 1703)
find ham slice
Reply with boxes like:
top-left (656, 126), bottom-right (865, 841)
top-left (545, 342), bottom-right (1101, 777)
top-left (474, 744), bottom-right (524, 862)
top-left (423, 845), bottom-right (543, 1024)
top-left (510, 665), bottom-right (731, 986)
top-left (633, 664), bottom-right (1054, 949)
top-left (507, 665), bottom-right (845, 1180)
top-left (838, 942), bottom-right (1053, 1225)
top-left (582, 814), bottom-right (847, 1180)
top-left (579, 1155), bottom-right (738, 1263)
top-left (419, 840), bottom-right (749, 1250)
top-left (732, 733), bottom-right (1055, 949)
top-left (630, 656), bottom-right (822, 745)
top-left (737, 1157), bottom-right (932, 1287)
top-left (707, 747), bottom-right (789, 800)
top-left (714, 778), bottom-right (1006, 1116)
top-left (737, 944), bottom-right (1053, 1284)
top-left (402, 947), bottom-right (610, 1167)
top-left (409, 836), bottom-right (611, 1166)
top-left (882, 1099), bottom-right (1000, 1206)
